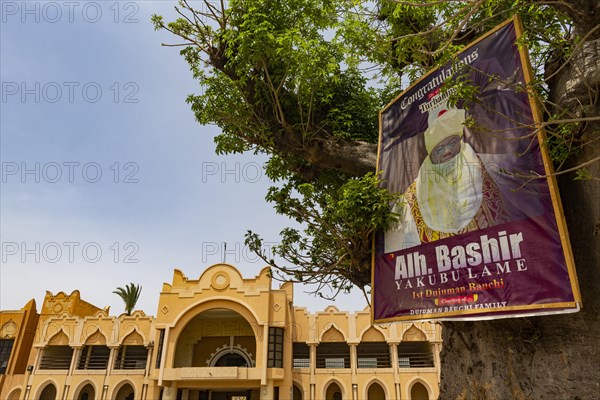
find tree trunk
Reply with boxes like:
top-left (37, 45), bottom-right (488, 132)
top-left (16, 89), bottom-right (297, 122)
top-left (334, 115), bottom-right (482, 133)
top-left (439, 39), bottom-right (600, 400)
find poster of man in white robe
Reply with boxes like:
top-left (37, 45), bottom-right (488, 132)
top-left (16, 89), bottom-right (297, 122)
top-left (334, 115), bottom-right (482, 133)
top-left (373, 17), bottom-right (581, 322)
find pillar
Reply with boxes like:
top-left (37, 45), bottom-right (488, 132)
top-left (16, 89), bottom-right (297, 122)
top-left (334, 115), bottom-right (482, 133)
top-left (162, 384), bottom-right (178, 400)
top-left (390, 343), bottom-right (401, 399)
top-left (309, 344), bottom-right (316, 375)
top-left (350, 343), bottom-right (358, 400)
top-left (145, 344), bottom-right (153, 377)
top-left (68, 347), bottom-right (80, 375)
top-left (395, 383), bottom-right (402, 400)
top-left (158, 327), bottom-right (170, 386)
top-left (350, 344), bottom-right (357, 375)
top-left (101, 384), bottom-right (109, 400)
top-left (433, 342), bottom-right (442, 382)
top-left (261, 383), bottom-right (274, 400)
top-left (106, 346), bottom-right (117, 374)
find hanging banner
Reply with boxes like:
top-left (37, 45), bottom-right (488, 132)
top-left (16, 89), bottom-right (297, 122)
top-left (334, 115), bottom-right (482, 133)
top-left (372, 17), bottom-right (581, 322)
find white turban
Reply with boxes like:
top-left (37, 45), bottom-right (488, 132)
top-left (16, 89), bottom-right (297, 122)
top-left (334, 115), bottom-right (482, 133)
top-left (424, 108), bottom-right (466, 154)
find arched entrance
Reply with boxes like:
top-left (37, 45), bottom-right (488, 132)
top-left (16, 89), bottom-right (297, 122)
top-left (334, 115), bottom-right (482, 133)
top-left (410, 382), bottom-right (429, 400)
top-left (172, 307), bottom-right (260, 400)
top-left (114, 383), bottom-right (134, 400)
top-left (368, 382), bottom-right (386, 400)
top-left (292, 385), bottom-right (303, 400)
top-left (174, 308), bottom-right (256, 368)
top-left (76, 383), bottom-right (95, 400)
top-left (325, 382), bottom-right (343, 400)
top-left (39, 384), bottom-right (57, 400)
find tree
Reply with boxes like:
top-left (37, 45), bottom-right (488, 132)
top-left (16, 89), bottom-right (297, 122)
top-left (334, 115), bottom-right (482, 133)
top-left (152, 1), bottom-right (599, 398)
top-left (113, 283), bottom-right (142, 316)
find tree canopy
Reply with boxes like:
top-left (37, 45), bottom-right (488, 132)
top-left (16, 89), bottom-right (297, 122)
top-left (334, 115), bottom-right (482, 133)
top-left (152, 0), bottom-right (598, 301)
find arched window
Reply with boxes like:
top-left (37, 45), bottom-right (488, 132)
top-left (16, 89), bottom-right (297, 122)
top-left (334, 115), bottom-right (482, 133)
top-left (325, 382), bottom-right (343, 400)
top-left (114, 383), bottom-right (135, 400)
top-left (39, 383), bottom-right (57, 400)
top-left (368, 382), bottom-right (386, 400)
top-left (292, 385), bottom-right (303, 400)
top-left (77, 384), bottom-right (95, 400)
top-left (410, 382), bottom-right (429, 400)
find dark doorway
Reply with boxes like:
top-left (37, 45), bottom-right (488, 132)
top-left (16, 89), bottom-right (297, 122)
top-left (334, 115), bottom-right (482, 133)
top-left (209, 389), bottom-right (253, 400)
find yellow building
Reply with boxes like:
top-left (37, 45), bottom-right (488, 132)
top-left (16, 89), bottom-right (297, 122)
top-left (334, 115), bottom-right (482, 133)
top-left (0, 264), bottom-right (441, 400)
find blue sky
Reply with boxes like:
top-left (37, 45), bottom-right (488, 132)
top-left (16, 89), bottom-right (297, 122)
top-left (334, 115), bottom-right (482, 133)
top-left (0, 0), bottom-right (366, 315)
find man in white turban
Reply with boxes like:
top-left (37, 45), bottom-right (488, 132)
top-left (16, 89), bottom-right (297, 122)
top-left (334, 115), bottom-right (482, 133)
top-left (384, 106), bottom-right (506, 253)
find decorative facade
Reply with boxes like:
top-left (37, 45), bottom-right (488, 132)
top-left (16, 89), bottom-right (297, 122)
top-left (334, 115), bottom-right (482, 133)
top-left (0, 264), bottom-right (441, 400)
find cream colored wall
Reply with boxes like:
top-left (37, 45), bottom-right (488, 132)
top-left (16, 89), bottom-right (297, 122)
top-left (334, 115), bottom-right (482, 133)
top-left (0, 299), bottom-right (40, 400)
top-left (152, 265), bottom-right (295, 398)
top-left (290, 306), bottom-right (441, 400)
top-left (1, 264), bottom-right (442, 400)
top-left (154, 267), bottom-right (276, 354)
top-left (22, 292), bottom-right (155, 400)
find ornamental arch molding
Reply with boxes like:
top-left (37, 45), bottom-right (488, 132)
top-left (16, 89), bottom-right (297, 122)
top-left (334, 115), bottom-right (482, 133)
top-left (172, 305), bottom-right (258, 368)
top-left (322, 378), bottom-right (346, 400)
top-left (402, 325), bottom-right (428, 342)
top-left (82, 329), bottom-right (107, 345)
top-left (46, 329), bottom-right (70, 346)
top-left (171, 296), bottom-right (263, 337)
top-left (169, 298), bottom-right (263, 344)
top-left (120, 328), bottom-right (147, 346)
top-left (0, 320), bottom-right (17, 338)
top-left (72, 381), bottom-right (96, 400)
top-left (7, 388), bottom-right (22, 400)
top-left (206, 343), bottom-right (256, 367)
top-left (319, 323), bottom-right (347, 342)
top-left (35, 381), bottom-right (58, 400)
top-left (364, 378), bottom-right (389, 400)
top-left (109, 380), bottom-right (136, 400)
top-left (358, 325), bottom-right (387, 342)
top-left (405, 377), bottom-right (433, 400)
